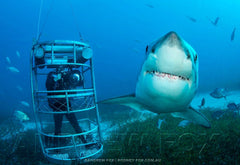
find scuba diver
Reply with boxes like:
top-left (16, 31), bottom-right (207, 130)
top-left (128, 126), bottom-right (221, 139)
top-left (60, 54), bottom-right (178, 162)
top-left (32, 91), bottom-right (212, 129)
top-left (45, 67), bottom-right (90, 147)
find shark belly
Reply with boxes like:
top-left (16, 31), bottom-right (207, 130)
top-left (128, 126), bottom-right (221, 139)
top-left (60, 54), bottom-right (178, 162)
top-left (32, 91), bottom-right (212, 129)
top-left (136, 72), bottom-right (195, 113)
top-left (136, 95), bottom-right (188, 113)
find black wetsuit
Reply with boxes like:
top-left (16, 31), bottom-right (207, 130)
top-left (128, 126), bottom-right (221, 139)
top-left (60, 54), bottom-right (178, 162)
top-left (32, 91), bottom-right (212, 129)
top-left (46, 72), bottom-right (87, 144)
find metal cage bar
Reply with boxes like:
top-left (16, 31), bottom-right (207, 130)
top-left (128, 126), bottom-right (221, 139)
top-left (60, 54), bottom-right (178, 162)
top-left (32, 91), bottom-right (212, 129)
top-left (30, 40), bottom-right (103, 164)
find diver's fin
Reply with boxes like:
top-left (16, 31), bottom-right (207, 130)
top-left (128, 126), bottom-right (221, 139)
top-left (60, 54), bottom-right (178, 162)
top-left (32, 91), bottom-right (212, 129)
top-left (171, 106), bottom-right (211, 128)
top-left (99, 94), bottom-right (145, 112)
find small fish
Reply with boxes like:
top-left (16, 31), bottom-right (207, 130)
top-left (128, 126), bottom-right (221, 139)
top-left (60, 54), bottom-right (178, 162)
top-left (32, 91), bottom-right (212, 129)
top-left (198, 98), bottom-right (205, 108)
top-left (211, 110), bottom-right (226, 120)
top-left (178, 120), bottom-right (191, 127)
top-left (134, 39), bottom-right (141, 43)
top-left (20, 101), bottom-right (30, 107)
top-left (227, 103), bottom-right (240, 117)
top-left (213, 17), bottom-right (220, 26)
top-left (145, 4), bottom-right (154, 8)
top-left (210, 88), bottom-right (228, 99)
top-left (13, 110), bottom-right (29, 122)
top-left (210, 17), bottom-right (220, 26)
top-left (237, 103), bottom-right (240, 109)
top-left (186, 16), bottom-right (197, 22)
top-left (16, 51), bottom-right (20, 58)
top-left (231, 27), bottom-right (236, 41)
top-left (7, 66), bottom-right (20, 73)
top-left (133, 48), bottom-right (140, 53)
top-left (157, 119), bottom-right (165, 129)
top-left (16, 85), bottom-right (23, 92)
top-left (6, 57), bottom-right (11, 64)
top-left (227, 102), bottom-right (238, 111)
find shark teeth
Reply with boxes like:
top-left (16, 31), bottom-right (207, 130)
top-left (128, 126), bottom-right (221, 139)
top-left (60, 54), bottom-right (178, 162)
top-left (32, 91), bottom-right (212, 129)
top-left (146, 71), bottom-right (189, 81)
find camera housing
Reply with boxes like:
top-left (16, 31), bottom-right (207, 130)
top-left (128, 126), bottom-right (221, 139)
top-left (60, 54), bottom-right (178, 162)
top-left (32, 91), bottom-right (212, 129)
top-left (61, 70), bottom-right (83, 89)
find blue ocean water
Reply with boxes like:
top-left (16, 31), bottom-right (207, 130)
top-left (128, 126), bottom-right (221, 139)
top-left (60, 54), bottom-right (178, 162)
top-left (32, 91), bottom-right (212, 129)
top-left (0, 0), bottom-right (240, 164)
top-left (0, 0), bottom-right (240, 117)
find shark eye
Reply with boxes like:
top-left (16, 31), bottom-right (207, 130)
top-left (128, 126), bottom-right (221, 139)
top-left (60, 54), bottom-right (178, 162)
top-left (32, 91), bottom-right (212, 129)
top-left (194, 54), bottom-right (198, 62)
top-left (187, 52), bottom-right (191, 59)
top-left (151, 47), bottom-right (155, 53)
top-left (146, 45), bottom-right (148, 54)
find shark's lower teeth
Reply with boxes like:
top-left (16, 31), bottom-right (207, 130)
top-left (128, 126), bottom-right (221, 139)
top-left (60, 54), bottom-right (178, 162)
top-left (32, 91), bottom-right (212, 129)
top-left (147, 71), bottom-right (189, 81)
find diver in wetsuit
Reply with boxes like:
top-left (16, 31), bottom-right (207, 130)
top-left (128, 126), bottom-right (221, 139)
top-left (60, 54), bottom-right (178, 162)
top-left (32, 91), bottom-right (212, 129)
top-left (45, 68), bottom-right (88, 145)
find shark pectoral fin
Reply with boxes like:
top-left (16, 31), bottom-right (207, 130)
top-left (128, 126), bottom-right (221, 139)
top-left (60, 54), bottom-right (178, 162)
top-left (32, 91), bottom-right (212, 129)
top-left (99, 94), bottom-right (145, 112)
top-left (171, 107), bottom-right (211, 128)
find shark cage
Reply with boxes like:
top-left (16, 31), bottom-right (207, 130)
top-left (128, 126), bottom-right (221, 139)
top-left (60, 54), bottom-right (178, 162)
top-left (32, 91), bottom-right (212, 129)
top-left (30, 40), bottom-right (103, 164)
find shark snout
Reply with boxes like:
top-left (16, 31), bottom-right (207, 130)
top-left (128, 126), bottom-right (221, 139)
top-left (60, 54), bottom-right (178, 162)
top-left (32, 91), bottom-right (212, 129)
top-left (167, 31), bottom-right (179, 39)
top-left (164, 31), bottom-right (181, 47)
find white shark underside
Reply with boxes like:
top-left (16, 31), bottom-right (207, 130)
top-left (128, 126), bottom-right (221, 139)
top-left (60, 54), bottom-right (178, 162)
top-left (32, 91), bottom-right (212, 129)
top-left (101, 31), bottom-right (210, 128)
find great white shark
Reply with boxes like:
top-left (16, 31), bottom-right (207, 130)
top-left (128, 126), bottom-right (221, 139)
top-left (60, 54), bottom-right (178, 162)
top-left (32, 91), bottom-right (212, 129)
top-left (101, 31), bottom-right (211, 128)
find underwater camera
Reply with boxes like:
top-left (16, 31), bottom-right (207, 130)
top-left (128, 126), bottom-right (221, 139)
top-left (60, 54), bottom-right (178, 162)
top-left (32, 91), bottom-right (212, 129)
top-left (61, 70), bottom-right (83, 88)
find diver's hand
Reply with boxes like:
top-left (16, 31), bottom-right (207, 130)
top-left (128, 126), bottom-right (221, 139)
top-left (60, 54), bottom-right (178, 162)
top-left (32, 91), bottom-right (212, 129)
top-left (53, 73), bottom-right (62, 82)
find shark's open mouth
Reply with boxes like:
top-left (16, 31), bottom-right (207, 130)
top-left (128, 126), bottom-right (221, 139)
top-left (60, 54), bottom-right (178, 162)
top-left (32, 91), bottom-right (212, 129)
top-left (146, 70), bottom-right (190, 81)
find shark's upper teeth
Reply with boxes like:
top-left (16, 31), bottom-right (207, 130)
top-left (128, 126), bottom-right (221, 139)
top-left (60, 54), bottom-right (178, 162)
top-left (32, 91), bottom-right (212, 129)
top-left (146, 71), bottom-right (189, 81)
